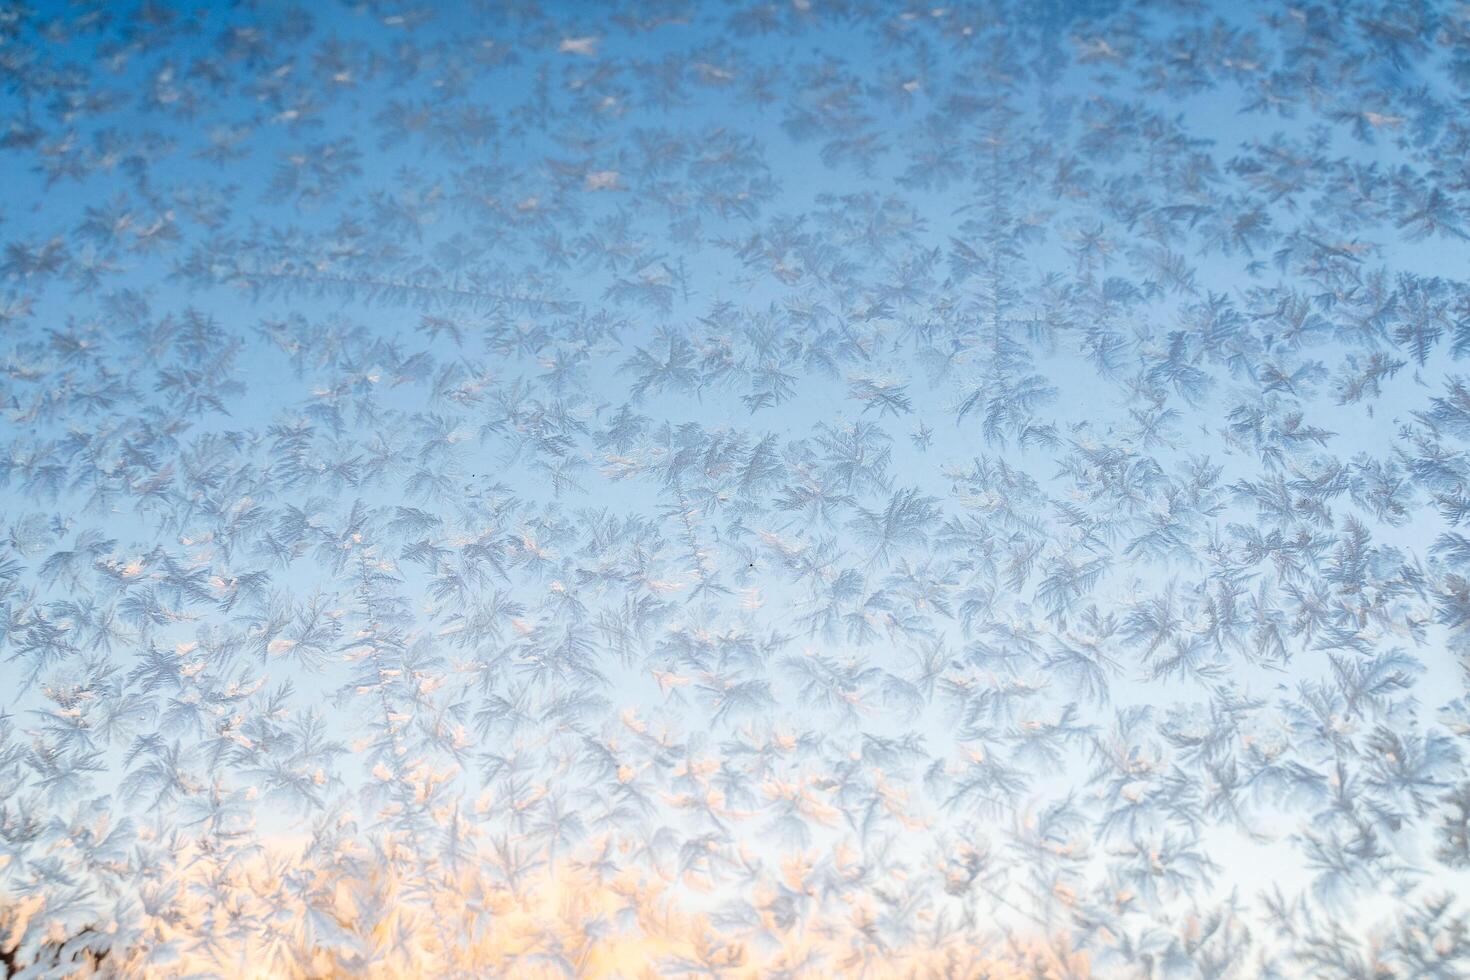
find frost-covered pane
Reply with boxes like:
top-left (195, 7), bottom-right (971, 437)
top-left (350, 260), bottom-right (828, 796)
top-left (1, 0), bottom-right (1469, 976)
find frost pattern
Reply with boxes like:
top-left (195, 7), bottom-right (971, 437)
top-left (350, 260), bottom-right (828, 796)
top-left (2, 0), bottom-right (1470, 977)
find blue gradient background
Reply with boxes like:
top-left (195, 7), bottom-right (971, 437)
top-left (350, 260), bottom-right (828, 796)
top-left (2, 0), bottom-right (1470, 976)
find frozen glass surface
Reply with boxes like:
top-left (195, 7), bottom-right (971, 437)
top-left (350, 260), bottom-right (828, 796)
top-left (2, 0), bottom-right (1470, 975)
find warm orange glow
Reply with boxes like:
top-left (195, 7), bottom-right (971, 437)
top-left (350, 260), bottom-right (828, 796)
top-left (7, 835), bottom-right (1091, 978)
